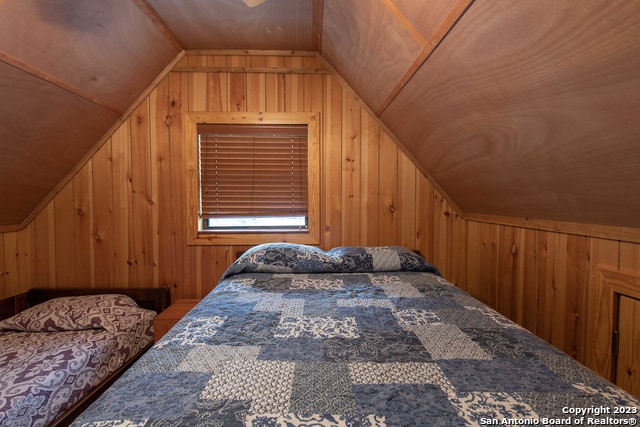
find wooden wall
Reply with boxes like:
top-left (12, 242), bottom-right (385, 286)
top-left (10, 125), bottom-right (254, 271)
top-left (0, 52), bottom-right (449, 299)
top-left (0, 51), bottom-right (639, 382)
top-left (450, 220), bottom-right (640, 381)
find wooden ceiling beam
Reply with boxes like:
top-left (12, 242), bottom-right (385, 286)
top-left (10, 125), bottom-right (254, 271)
top-left (375, 0), bottom-right (475, 117)
top-left (381, 0), bottom-right (428, 45)
top-left (0, 51), bottom-right (124, 115)
top-left (132, 0), bottom-right (185, 52)
top-left (313, 0), bottom-right (324, 52)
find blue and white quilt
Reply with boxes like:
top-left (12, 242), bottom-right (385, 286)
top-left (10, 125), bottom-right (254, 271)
top-left (72, 244), bottom-right (640, 426)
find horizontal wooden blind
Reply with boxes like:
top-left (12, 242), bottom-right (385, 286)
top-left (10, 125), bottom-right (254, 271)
top-left (198, 124), bottom-right (308, 219)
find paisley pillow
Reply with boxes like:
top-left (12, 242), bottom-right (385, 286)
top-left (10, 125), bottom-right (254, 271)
top-left (221, 243), bottom-right (441, 279)
top-left (0, 294), bottom-right (153, 334)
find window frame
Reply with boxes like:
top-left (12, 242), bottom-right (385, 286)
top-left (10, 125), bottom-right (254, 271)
top-left (185, 111), bottom-right (321, 246)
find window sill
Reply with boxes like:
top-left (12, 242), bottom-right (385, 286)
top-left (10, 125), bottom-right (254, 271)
top-left (187, 231), bottom-right (320, 246)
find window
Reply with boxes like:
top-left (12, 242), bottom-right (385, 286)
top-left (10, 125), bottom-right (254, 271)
top-left (184, 112), bottom-right (320, 246)
top-left (198, 123), bottom-right (308, 232)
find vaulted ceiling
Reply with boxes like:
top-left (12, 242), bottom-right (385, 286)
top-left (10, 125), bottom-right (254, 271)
top-left (1, 0), bottom-right (639, 231)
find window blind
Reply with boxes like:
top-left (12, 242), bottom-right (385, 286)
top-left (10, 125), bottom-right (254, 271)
top-left (198, 124), bottom-right (308, 221)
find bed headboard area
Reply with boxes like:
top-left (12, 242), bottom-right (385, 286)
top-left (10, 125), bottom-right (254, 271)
top-left (0, 287), bottom-right (171, 321)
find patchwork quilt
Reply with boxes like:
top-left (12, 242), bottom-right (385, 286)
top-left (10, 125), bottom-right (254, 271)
top-left (72, 244), bottom-right (640, 426)
top-left (0, 294), bottom-right (155, 427)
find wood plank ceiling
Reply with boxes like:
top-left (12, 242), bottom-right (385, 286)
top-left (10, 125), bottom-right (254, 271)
top-left (1, 0), bottom-right (639, 231)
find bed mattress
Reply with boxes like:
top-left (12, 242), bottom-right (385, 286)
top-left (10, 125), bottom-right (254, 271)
top-left (71, 244), bottom-right (640, 426)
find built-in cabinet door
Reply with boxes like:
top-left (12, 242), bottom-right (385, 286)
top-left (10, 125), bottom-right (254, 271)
top-left (616, 295), bottom-right (640, 397)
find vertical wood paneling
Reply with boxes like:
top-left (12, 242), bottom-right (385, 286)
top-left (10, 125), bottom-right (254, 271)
top-left (34, 202), bottom-right (55, 286)
top-left (617, 295), bottom-right (640, 396)
top-left (448, 210), bottom-right (466, 287)
top-left (199, 246), bottom-right (229, 297)
top-left (247, 56), bottom-right (266, 112)
top-left (341, 91), bottom-right (361, 246)
top-left (54, 184), bottom-right (75, 286)
top-left (360, 114), bottom-right (380, 246)
top-left (13, 222), bottom-right (35, 294)
top-left (150, 80), bottom-right (172, 288)
top-left (168, 71), bottom-right (187, 299)
top-left (536, 230), bottom-right (556, 342)
top-left (111, 121), bottom-right (133, 285)
top-left (285, 57), bottom-right (304, 112)
top-left (228, 73), bottom-right (246, 112)
top-left (3, 233), bottom-right (18, 297)
top-left (378, 133), bottom-right (397, 245)
top-left (564, 234), bottom-right (588, 360)
top-left (189, 72), bottom-right (208, 112)
top-left (322, 75), bottom-right (343, 248)
top-left (496, 225), bottom-right (518, 319)
top-left (266, 57), bottom-right (285, 112)
top-left (92, 140), bottom-right (115, 286)
top-left (3, 52), bottom-right (640, 386)
top-left (208, 72), bottom-right (228, 112)
top-left (397, 152), bottom-right (416, 250)
top-left (415, 173), bottom-right (434, 263)
top-left (518, 228), bottom-right (538, 332)
top-left (73, 161), bottom-right (94, 285)
top-left (433, 192), bottom-right (451, 278)
top-left (304, 73), bottom-right (323, 113)
top-left (131, 99), bottom-right (155, 287)
top-left (25, 223), bottom-right (36, 286)
top-left (585, 238), bottom-right (620, 378)
top-left (185, 69), bottom-right (208, 299)
top-left (549, 232), bottom-right (566, 347)
top-left (0, 233), bottom-right (5, 297)
top-left (148, 85), bottom-right (162, 287)
top-left (620, 242), bottom-right (640, 272)
top-left (207, 55), bottom-right (227, 67)
top-left (477, 222), bottom-right (498, 306)
top-left (465, 221), bottom-right (480, 298)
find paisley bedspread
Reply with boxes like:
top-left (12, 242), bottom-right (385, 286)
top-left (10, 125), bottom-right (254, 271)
top-left (72, 244), bottom-right (640, 426)
top-left (0, 294), bottom-right (155, 427)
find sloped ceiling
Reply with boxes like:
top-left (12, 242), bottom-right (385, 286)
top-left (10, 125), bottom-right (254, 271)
top-left (1, 0), bottom-right (640, 231)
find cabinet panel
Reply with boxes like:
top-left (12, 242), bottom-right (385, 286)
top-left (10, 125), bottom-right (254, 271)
top-left (617, 295), bottom-right (640, 397)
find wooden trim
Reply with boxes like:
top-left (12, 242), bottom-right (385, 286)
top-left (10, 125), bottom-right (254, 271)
top-left (587, 267), bottom-right (640, 381)
top-left (171, 66), bottom-right (330, 74)
top-left (0, 292), bottom-right (28, 320)
top-left (183, 49), bottom-right (318, 57)
top-left (313, 0), bottom-right (324, 52)
top-left (467, 213), bottom-right (640, 244)
top-left (132, 0), bottom-right (184, 51)
top-left (382, 0), bottom-right (428, 45)
top-left (0, 51), bottom-right (124, 114)
top-left (0, 224), bottom-right (21, 233)
top-left (375, 0), bottom-right (475, 116)
top-left (12, 51), bottom-right (186, 233)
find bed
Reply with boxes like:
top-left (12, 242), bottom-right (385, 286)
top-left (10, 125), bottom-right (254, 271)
top-left (72, 244), bottom-right (640, 426)
top-left (0, 287), bottom-right (170, 427)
